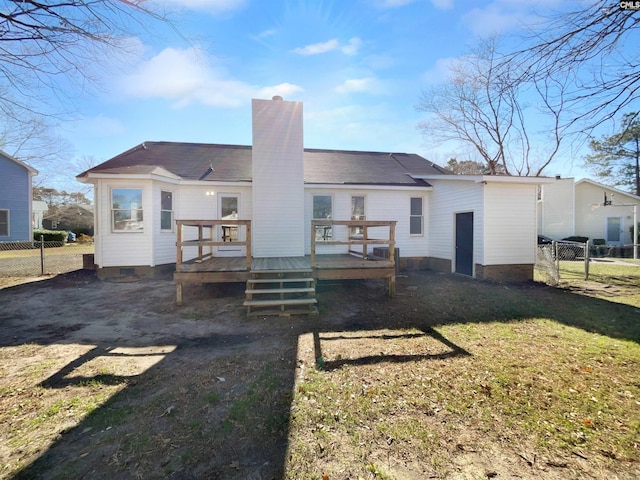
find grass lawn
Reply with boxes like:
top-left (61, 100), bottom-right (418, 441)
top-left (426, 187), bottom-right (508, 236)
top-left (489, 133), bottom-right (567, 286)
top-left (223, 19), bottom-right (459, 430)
top-left (1, 268), bottom-right (638, 479)
top-left (287, 272), bottom-right (640, 479)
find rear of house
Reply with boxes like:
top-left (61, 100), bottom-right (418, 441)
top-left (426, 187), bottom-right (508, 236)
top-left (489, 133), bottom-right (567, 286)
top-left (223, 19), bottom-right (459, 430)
top-left (78, 96), bottom-right (544, 284)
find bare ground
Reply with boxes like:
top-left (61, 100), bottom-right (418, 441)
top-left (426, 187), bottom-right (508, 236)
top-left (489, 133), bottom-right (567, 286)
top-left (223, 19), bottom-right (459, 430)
top-left (0, 270), bottom-right (638, 479)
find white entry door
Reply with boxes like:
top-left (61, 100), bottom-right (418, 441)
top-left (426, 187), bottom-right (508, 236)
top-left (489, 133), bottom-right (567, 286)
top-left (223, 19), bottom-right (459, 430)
top-left (606, 217), bottom-right (623, 245)
top-left (218, 194), bottom-right (242, 254)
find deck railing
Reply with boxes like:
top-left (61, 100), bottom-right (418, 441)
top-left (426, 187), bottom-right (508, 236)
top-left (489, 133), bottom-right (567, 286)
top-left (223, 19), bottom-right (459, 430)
top-left (310, 219), bottom-right (396, 268)
top-left (175, 219), bottom-right (252, 269)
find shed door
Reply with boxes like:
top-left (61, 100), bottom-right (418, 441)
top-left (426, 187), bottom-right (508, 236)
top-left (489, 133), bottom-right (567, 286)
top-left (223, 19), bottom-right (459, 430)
top-left (455, 212), bottom-right (474, 276)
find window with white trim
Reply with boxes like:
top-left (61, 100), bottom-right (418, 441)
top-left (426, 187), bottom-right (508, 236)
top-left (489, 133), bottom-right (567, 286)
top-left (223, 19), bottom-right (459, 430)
top-left (0, 210), bottom-right (8, 236)
top-left (410, 197), bottom-right (423, 235)
top-left (160, 191), bottom-right (173, 231)
top-left (112, 188), bottom-right (143, 231)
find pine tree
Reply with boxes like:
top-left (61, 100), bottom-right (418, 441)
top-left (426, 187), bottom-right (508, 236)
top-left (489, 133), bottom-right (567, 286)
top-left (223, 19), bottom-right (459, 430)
top-left (585, 113), bottom-right (640, 196)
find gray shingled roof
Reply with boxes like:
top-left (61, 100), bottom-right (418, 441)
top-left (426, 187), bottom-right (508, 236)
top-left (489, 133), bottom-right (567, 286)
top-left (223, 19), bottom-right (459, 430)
top-left (78, 141), bottom-right (450, 186)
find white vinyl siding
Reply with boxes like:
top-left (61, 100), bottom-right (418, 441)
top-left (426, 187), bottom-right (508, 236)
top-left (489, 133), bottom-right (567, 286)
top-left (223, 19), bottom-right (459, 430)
top-left (575, 181), bottom-right (638, 245)
top-left (483, 183), bottom-right (537, 265)
top-left (251, 98), bottom-right (305, 257)
top-left (304, 187), bottom-right (430, 257)
top-left (538, 178), bottom-right (575, 239)
top-left (96, 180), bottom-right (153, 267)
top-left (428, 180), bottom-right (483, 265)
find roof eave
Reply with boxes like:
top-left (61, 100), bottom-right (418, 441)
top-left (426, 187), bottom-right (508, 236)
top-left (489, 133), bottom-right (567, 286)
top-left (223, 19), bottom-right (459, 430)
top-left (413, 174), bottom-right (556, 185)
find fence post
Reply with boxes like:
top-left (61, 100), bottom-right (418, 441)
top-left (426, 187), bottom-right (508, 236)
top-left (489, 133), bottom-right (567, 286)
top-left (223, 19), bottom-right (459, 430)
top-left (40, 235), bottom-right (45, 275)
top-left (553, 241), bottom-right (560, 279)
top-left (584, 242), bottom-right (589, 280)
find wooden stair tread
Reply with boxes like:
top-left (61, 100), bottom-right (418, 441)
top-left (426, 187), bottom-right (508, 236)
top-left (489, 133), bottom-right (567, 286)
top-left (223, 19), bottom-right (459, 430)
top-left (243, 298), bottom-right (317, 307)
top-left (247, 307), bottom-right (318, 317)
top-left (247, 277), bottom-right (314, 284)
top-left (251, 269), bottom-right (312, 274)
top-left (245, 287), bottom-right (315, 295)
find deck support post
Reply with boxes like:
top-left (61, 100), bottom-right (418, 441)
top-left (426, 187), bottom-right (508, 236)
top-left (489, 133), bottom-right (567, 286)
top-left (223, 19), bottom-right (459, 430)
top-left (388, 275), bottom-right (396, 298)
top-left (176, 282), bottom-right (183, 306)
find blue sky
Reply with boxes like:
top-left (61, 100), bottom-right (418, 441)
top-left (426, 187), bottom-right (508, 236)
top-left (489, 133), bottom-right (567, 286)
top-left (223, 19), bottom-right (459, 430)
top-left (54, 0), bottom-right (604, 188)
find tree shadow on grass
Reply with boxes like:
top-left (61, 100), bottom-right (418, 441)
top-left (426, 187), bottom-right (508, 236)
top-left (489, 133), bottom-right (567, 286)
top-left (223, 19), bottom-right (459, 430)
top-left (6, 269), bottom-right (640, 479)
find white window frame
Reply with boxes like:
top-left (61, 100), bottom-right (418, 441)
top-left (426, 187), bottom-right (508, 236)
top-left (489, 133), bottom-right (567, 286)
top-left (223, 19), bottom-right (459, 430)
top-left (410, 197), bottom-right (424, 236)
top-left (0, 210), bottom-right (8, 237)
top-left (160, 190), bottom-right (174, 232)
top-left (111, 187), bottom-right (144, 233)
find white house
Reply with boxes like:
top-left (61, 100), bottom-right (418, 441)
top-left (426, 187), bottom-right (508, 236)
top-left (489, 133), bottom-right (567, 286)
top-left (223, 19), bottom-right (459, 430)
top-left (539, 177), bottom-right (640, 246)
top-left (78, 97), bottom-right (548, 289)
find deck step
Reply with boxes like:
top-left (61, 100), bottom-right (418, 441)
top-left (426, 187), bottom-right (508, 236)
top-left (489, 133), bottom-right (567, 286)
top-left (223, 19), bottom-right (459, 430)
top-left (246, 306), bottom-right (319, 317)
top-left (245, 287), bottom-right (315, 295)
top-left (243, 298), bottom-right (317, 307)
top-left (251, 268), bottom-right (313, 275)
top-left (245, 268), bottom-right (317, 316)
top-left (247, 277), bottom-right (314, 284)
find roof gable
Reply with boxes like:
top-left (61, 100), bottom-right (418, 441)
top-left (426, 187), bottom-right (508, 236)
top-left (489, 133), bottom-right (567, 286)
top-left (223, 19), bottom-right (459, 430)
top-left (576, 179), bottom-right (640, 202)
top-left (0, 149), bottom-right (38, 174)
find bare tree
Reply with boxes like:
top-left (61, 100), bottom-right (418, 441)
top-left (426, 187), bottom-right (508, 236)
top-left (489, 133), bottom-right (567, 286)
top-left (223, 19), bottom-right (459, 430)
top-left (0, 0), bottom-right (171, 121)
top-left (0, 115), bottom-right (73, 176)
top-left (506, 3), bottom-right (640, 132)
top-left (417, 38), bottom-right (566, 176)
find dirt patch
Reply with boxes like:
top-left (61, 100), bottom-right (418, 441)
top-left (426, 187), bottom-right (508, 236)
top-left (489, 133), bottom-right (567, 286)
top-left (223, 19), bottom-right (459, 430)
top-left (0, 270), bottom-right (638, 479)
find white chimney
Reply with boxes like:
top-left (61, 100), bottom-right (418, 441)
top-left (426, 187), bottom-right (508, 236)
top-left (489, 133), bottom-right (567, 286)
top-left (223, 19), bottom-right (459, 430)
top-left (251, 97), bottom-right (305, 257)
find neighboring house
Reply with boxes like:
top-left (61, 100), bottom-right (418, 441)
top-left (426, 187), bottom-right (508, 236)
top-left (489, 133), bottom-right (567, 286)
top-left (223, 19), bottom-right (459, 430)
top-left (539, 178), bottom-right (640, 245)
top-left (43, 204), bottom-right (94, 233)
top-left (0, 150), bottom-right (38, 242)
top-left (77, 97), bottom-right (548, 284)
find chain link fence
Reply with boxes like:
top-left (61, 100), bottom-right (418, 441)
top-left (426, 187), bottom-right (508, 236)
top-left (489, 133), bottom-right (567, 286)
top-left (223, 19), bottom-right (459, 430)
top-left (0, 240), bottom-right (94, 277)
top-left (536, 241), bottom-right (639, 285)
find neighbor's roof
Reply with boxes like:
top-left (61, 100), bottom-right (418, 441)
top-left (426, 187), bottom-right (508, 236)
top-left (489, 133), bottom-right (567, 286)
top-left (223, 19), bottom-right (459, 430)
top-left (77, 141), bottom-right (450, 187)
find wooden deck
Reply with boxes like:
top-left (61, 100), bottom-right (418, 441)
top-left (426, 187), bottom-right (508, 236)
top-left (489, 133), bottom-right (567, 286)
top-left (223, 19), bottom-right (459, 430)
top-left (174, 219), bottom-right (397, 306)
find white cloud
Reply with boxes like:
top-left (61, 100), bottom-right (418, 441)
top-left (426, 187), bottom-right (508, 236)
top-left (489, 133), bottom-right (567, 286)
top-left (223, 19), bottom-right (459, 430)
top-left (341, 37), bottom-right (363, 56)
top-left (431, 0), bottom-right (453, 9)
top-left (461, 1), bottom-right (566, 37)
top-left (250, 29), bottom-right (277, 41)
top-left (335, 77), bottom-right (380, 94)
top-left (291, 37), bottom-right (363, 56)
top-left (257, 83), bottom-right (305, 100)
top-left (291, 39), bottom-right (341, 56)
top-left (163, 0), bottom-right (247, 14)
top-left (374, 0), bottom-right (417, 8)
top-left (422, 57), bottom-right (457, 84)
top-left (119, 47), bottom-right (303, 108)
top-left (76, 115), bottom-right (126, 137)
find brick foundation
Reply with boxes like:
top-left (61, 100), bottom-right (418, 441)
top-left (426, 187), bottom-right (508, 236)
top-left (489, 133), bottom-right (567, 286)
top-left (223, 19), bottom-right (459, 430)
top-left (475, 264), bottom-right (533, 283)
